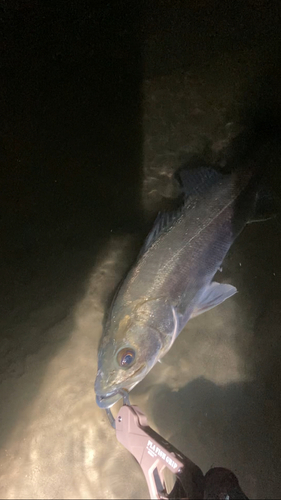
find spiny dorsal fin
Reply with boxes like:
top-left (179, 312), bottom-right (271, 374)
top-left (139, 208), bottom-right (182, 256)
top-left (140, 166), bottom-right (225, 257)
top-left (175, 166), bottom-right (224, 199)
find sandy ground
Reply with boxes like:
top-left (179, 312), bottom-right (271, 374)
top-left (1, 2), bottom-right (281, 499)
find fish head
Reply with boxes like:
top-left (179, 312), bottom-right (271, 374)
top-left (95, 316), bottom-right (163, 408)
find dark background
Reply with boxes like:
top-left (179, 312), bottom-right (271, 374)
top-left (0, 0), bottom-right (144, 377)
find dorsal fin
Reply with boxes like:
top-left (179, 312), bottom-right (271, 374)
top-left (175, 166), bottom-right (224, 199)
top-left (139, 166), bottom-right (225, 257)
top-left (139, 208), bottom-right (182, 257)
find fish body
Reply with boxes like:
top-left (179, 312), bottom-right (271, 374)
top-left (95, 166), bottom-right (274, 408)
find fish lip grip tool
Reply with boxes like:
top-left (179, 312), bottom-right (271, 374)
top-left (106, 392), bottom-right (204, 499)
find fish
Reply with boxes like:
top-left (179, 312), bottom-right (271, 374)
top-left (95, 165), bottom-right (275, 408)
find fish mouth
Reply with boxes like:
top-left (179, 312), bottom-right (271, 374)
top-left (96, 390), bottom-right (122, 409)
top-left (95, 363), bottom-right (147, 409)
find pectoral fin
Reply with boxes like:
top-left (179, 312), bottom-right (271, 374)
top-left (190, 282), bottom-right (237, 318)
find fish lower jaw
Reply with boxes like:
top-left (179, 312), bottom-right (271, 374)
top-left (95, 379), bottom-right (141, 409)
top-left (95, 390), bottom-right (122, 409)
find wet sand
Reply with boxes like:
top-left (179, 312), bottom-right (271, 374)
top-left (0, 2), bottom-right (281, 498)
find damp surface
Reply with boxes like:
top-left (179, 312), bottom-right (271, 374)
top-left (0, 2), bottom-right (281, 499)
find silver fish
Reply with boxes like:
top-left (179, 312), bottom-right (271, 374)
top-left (95, 166), bottom-right (274, 408)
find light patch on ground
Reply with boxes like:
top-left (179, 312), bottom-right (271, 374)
top-left (0, 237), bottom-right (150, 500)
top-left (157, 299), bottom-right (250, 392)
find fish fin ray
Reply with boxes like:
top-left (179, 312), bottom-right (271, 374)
top-left (175, 166), bottom-right (224, 200)
top-left (190, 282), bottom-right (237, 318)
top-left (139, 167), bottom-right (226, 256)
top-left (247, 187), bottom-right (278, 223)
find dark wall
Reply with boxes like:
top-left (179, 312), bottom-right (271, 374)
top-left (0, 1), bottom-right (143, 252)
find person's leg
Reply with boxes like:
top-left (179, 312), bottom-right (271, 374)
top-left (204, 467), bottom-right (248, 500)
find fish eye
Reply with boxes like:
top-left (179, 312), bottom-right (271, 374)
top-left (117, 348), bottom-right (136, 369)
